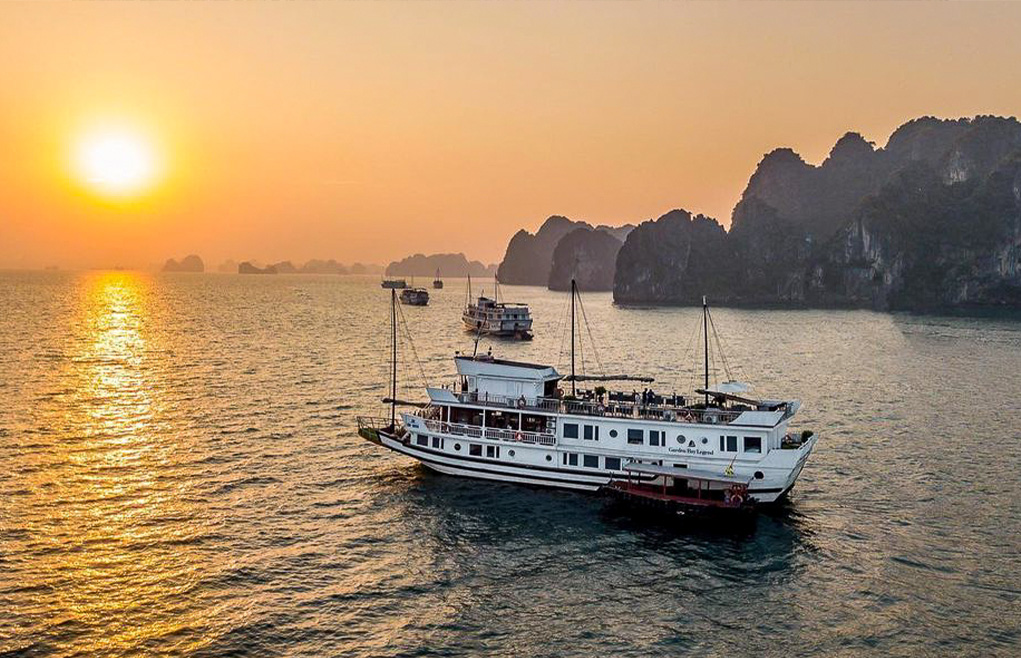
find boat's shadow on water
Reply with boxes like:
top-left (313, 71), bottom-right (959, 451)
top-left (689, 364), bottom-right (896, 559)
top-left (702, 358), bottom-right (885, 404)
top-left (378, 465), bottom-right (817, 568)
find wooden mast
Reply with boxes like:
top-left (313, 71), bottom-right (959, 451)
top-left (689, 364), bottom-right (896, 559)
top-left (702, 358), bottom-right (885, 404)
top-left (571, 278), bottom-right (577, 396)
top-left (390, 287), bottom-right (397, 429)
top-left (703, 295), bottom-right (709, 406)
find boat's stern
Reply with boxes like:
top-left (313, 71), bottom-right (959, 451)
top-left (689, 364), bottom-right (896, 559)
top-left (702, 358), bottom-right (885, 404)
top-left (356, 416), bottom-right (400, 446)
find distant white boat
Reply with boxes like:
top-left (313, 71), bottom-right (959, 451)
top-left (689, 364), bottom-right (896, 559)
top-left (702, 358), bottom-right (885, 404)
top-left (461, 276), bottom-right (532, 340)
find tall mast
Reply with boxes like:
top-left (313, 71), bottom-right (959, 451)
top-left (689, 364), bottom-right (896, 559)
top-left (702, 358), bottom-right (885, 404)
top-left (571, 278), bottom-right (577, 396)
top-left (391, 288), bottom-right (397, 428)
top-left (703, 295), bottom-right (709, 406)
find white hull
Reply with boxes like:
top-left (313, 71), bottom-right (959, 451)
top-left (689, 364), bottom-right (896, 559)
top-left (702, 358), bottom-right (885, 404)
top-left (379, 428), bottom-right (816, 504)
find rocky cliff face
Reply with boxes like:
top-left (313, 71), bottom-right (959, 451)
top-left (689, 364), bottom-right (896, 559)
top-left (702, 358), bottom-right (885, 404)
top-left (497, 215), bottom-right (633, 285)
top-left (614, 116), bottom-right (1021, 310)
top-left (614, 210), bottom-right (739, 304)
top-left (548, 228), bottom-right (623, 291)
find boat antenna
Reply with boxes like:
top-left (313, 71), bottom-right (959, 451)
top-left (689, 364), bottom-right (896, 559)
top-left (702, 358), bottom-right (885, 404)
top-left (390, 288), bottom-right (398, 429)
top-left (703, 295), bottom-right (709, 406)
top-left (571, 278), bottom-right (577, 396)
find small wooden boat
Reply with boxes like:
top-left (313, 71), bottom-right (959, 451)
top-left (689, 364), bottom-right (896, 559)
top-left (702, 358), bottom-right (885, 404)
top-left (602, 463), bottom-right (756, 522)
top-left (433, 268), bottom-right (444, 289)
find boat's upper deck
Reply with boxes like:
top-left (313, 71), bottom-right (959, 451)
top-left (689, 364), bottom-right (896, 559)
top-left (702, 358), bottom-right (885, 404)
top-left (443, 354), bottom-right (796, 428)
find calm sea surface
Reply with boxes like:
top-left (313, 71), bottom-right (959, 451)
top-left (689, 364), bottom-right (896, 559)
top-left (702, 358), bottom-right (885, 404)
top-left (1, 271), bottom-right (1019, 657)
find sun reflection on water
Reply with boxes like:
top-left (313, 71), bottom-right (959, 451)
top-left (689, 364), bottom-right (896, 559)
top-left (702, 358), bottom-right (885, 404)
top-left (9, 272), bottom-right (213, 656)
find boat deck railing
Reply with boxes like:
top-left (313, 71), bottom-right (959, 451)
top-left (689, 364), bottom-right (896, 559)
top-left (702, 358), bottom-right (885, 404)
top-left (454, 391), bottom-right (744, 425)
top-left (422, 418), bottom-right (556, 446)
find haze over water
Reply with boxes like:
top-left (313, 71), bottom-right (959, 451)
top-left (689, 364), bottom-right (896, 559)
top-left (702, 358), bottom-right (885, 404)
top-left (1, 271), bottom-right (1019, 656)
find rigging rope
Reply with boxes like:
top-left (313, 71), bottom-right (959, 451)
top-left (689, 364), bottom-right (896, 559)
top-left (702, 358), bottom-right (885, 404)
top-left (575, 290), bottom-right (604, 376)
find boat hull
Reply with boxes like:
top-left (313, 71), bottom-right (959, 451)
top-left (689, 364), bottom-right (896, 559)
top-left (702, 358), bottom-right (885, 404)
top-left (372, 428), bottom-right (809, 504)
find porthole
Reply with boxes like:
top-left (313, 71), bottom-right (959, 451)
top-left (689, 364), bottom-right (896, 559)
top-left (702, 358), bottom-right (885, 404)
top-left (609, 429), bottom-right (618, 438)
top-left (676, 435), bottom-right (686, 444)
top-left (545, 455), bottom-right (552, 462)
top-left (754, 471), bottom-right (764, 480)
top-left (509, 449), bottom-right (516, 457)
top-left (701, 437), bottom-right (708, 445)
top-left (454, 443), bottom-right (461, 451)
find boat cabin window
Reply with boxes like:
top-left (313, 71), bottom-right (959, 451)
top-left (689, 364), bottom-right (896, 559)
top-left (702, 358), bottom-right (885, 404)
top-left (583, 454), bottom-right (599, 468)
top-left (563, 423), bottom-right (579, 439)
top-left (583, 425), bottom-right (599, 441)
top-left (744, 436), bottom-right (762, 453)
top-left (719, 435), bottom-right (738, 452)
top-left (486, 409), bottom-right (518, 430)
top-left (627, 429), bottom-right (644, 445)
top-left (544, 380), bottom-right (559, 397)
top-left (563, 453), bottom-right (579, 466)
top-left (431, 437), bottom-right (444, 449)
top-left (605, 457), bottom-right (621, 470)
top-left (450, 406), bottom-right (483, 426)
top-left (416, 434), bottom-right (428, 447)
top-left (521, 413), bottom-right (549, 434)
top-left (469, 444), bottom-right (483, 457)
top-left (649, 430), bottom-right (662, 446)
top-left (609, 429), bottom-right (618, 438)
top-left (486, 445), bottom-right (500, 458)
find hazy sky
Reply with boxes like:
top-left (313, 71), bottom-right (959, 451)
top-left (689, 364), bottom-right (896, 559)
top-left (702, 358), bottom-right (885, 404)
top-left (2, 1), bottom-right (1020, 269)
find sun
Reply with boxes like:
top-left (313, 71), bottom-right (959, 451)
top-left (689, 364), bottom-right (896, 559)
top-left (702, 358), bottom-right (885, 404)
top-left (73, 127), bottom-right (161, 198)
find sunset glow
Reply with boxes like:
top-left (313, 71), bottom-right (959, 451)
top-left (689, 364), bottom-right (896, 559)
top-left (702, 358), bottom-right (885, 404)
top-left (73, 127), bottom-right (161, 198)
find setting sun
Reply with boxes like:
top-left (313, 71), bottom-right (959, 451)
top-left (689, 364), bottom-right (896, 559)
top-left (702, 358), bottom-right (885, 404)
top-left (73, 127), bottom-right (160, 198)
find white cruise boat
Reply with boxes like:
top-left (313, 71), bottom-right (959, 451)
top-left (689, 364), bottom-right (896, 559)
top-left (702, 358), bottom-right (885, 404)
top-left (360, 284), bottom-right (817, 504)
top-left (461, 276), bottom-right (533, 340)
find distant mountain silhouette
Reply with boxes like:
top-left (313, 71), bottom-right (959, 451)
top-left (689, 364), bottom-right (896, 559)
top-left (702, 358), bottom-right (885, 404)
top-left (162, 254), bottom-right (204, 272)
top-left (497, 215), bottom-right (634, 286)
top-left (614, 115), bottom-right (1021, 310)
top-left (386, 253), bottom-right (494, 277)
top-left (300, 259), bottom-right (348, 274)
top-left (238, 261), bottom-right (277, 274)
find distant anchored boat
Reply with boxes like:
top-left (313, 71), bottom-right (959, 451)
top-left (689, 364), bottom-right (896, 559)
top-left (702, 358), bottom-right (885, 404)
top-left (358, 282), bottom-right (818, 508)
top-left (462, 276), bottom-right (532, 340)
top-left (400, 287), bottom-right (430, 306)
top-left (433, 269), bottom-right (444, 289)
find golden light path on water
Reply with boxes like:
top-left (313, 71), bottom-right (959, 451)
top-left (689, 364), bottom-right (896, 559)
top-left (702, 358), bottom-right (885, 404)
top-left (12, 273), bottom-right (210, 655)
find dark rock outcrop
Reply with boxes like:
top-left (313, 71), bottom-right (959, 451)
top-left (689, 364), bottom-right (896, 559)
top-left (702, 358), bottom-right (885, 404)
top-left (614, 116), bottom-right (1021, 311)
top-left (548, 228), bottom-right (624, 291)
top-left (497, 215), bottom-right (634, 285)
top-left (162, 254), bottom-right (204, 272)
top-left (238, 261), bottom-right (277, 275)
top-left (614, 210), bottom-right (740, 304)
top-left (270, 261), bottom-right (298, 274)
top-left (386, 253), bottom-right (493, 277)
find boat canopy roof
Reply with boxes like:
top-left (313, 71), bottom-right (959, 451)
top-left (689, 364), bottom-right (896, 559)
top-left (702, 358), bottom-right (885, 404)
top-left (731, 410), bottom-right (786, 427)
top-left (455, 355), bottom-right (560, 381)
top-left (622, 462), bottom-right (753, 485)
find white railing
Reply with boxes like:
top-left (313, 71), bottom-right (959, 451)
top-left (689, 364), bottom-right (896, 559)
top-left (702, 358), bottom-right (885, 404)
top-left (423, 419), bottom-right (556, 446)
top-left (452, 391), bottom-right (742, 425)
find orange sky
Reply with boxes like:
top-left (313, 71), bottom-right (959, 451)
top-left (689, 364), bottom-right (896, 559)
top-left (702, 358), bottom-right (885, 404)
top-left (1, 1), bottom-right (1020, 270)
